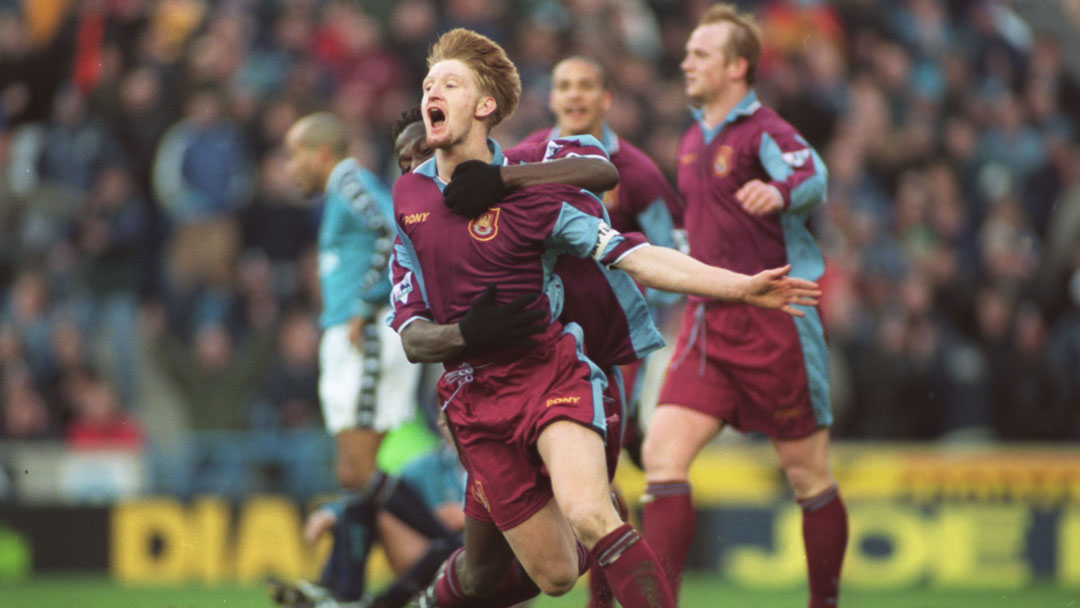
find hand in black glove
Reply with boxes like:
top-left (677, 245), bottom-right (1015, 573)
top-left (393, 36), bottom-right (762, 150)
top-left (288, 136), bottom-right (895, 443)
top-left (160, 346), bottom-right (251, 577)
top-left (443, 160), bottom-right (508, 219)
top-left (458, 284), bottom-right (546, 349)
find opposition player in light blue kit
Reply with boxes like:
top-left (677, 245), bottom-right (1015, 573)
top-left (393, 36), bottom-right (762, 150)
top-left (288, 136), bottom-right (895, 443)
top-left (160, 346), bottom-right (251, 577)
top-left (280, 112), bottom-right (460, 607)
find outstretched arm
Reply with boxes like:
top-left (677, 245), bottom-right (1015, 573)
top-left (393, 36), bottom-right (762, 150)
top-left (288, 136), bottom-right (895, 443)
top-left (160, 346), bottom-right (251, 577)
top-left (614, 246), bottom-right (821, 316)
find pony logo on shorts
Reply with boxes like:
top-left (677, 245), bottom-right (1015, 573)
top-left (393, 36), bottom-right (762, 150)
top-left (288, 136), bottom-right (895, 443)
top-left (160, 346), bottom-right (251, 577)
top-left (468, 208), bottom-right (500, 242)
top-left (545, 396), bottom-right (581, 407)
top-left (472, 479), bottom-right (490, 512)
top-left (713, 145), bottom-right (734, 177)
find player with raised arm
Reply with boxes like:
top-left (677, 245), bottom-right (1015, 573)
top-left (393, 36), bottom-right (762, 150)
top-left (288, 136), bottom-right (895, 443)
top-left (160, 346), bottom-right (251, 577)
top-left (395, 28), bottom-right (820, 608)
top-left (640, 5), bottom-right (847, 607)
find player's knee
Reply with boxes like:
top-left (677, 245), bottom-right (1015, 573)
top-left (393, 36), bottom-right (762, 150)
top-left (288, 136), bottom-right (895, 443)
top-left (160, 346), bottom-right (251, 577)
top-left (459, 557), bottom-right (506, 597)
top-left (333, 459), bottom-right (375, 491)
top-left (640, 435), bottom-right (684, 480)
top-left (781, 462), bottom-right (832, 498)
top-left (563, 502), bottom-right (619, 548)
top-left (532, 563), bottom-right (578, 596)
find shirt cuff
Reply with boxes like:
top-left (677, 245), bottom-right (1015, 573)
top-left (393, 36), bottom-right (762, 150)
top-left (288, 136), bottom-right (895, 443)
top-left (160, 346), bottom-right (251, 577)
top-left (600, 231), bottom-right (649, 267)
top-left (394, 314), bottom-right (433, 334)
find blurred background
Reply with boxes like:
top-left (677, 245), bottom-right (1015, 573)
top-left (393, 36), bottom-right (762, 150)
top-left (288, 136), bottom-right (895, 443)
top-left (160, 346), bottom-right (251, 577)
top-left (1, 0), bottom-right (1079, 602)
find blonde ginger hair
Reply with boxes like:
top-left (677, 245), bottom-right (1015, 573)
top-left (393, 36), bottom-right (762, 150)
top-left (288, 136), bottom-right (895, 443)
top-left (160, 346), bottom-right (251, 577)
top-left (427, 28), bottom-right (521, 127)
top-left (698, 3), bottom-right (763, 85)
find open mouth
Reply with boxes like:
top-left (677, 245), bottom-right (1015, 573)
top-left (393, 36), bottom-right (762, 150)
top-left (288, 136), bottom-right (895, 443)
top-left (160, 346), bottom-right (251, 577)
top-left (428, 107), bottom-right (446, 128)
top-left (561, 107), bottom-right (589, 122)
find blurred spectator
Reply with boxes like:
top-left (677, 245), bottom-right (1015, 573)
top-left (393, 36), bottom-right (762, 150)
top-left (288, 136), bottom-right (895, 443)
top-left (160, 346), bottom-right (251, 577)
top-left (144, 303), bottom-right (275, 431)
top-left (2, 270), bottom-right (54, 381)
top-left (70, 164), bottom-right (149, 401)
top-left (239, 147), bottom-right (318, 264)
top-left (1, 362), bottom-right (57, 440)
top-left (153, 88), bottom-right (255, 223)
top-left (110, 67), bottom-right (173, 194)
top-left (0, 7), bottom-right (73, 126)
top-left (251, 309), bottom-right (321, 430)
top-left (387, 0), bottom-right (439, 84)
top-left (5, 84), bottom-right (123, 255)
top-left (65, 368), bottom-right (144, 450)
top-left (1047, 267), bottom-right (1080, 437)
top-left (987, 301), bottom-right (1066, 439)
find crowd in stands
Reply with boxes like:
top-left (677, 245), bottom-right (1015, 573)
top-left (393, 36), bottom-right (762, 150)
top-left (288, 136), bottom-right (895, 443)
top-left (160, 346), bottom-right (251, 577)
top-left (1, 0), bottom-right (1079, 468)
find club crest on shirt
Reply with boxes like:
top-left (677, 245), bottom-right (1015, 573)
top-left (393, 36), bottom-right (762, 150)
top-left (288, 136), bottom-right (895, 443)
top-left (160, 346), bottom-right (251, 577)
top-left (602, 184), bottom-right (620, 210)
top-left (468, 207), bottom-right (500, 242)
top-left (713, 145), bottom-right (735, 177)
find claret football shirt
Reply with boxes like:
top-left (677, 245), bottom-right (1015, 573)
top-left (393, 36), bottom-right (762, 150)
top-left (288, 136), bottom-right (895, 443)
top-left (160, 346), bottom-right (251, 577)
top-left (389, 138), bottom-right (663, 365)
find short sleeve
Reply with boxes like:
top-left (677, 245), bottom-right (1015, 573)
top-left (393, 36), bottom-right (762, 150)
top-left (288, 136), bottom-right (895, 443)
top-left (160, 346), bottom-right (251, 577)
top-left (539, 135), bottom-right (609, 162)
top-left (505, 134), bottom-right (609, 164)
top-left (546, 190), bottom-right (651, 267)
top-left (388, 237), bottom-right (434, 332)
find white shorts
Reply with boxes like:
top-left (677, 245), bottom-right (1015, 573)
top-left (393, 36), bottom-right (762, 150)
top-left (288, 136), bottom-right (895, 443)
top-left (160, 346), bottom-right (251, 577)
top-left (318, 312), bottom-right (421, 435)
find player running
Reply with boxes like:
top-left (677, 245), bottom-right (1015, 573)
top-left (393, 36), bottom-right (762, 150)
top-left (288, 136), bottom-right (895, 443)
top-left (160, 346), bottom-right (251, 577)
top-left (640, 5), bottom-right (848, 607)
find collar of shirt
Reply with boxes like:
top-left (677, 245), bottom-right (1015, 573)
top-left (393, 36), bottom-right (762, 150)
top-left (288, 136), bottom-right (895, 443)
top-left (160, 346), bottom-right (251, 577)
top-left (414, 138), bottom-right (506, 192)
top-left (324, 157), bottom-right (360, 194)
top-left (549, 123), bottom-right (621, 156)
top-left (690, 89), bottom-right (762, 145)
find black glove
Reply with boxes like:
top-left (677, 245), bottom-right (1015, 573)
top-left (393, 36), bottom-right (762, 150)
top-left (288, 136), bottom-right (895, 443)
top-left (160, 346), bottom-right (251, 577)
top-left (458, 284), bottom-right (546, 349)
top-left (443, 160), bottom-right (508, 218)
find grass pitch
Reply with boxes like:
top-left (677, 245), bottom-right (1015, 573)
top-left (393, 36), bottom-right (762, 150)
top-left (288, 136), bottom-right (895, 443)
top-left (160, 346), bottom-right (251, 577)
top-left (4, 574), bottom-right (1078, 607)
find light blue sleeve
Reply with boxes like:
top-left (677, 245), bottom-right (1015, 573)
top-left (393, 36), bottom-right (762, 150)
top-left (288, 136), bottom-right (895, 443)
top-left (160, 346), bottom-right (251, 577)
top-left (759, 132), bottom-right (827, 216)
top-left (636, 198), bottom-right (676, 249)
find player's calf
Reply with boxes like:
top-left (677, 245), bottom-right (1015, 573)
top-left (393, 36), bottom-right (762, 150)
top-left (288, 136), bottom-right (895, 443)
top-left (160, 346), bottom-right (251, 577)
top-left (455, 546), bottom-right (510, 597)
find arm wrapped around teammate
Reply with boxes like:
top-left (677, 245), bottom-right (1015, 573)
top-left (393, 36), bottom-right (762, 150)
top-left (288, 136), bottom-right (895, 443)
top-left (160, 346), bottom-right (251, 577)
top-left (458, 284), bottom-right (546, 348)
top-left (443, 160), bottom-right (508, 218)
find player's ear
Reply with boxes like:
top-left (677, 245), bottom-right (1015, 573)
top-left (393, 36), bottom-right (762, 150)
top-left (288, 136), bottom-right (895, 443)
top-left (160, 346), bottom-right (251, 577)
top-left (475, 96), bottom-right (497, 121)
top-left (315, 143), bottom-right (334, 165)
top-left (601, 90), bottom-right (614, 113)
top-left (728, 56), bottom-right (749, 82)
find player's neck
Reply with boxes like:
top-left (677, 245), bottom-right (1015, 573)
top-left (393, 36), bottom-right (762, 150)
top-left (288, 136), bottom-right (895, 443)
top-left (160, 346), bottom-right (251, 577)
top-left (701, 82), bottom-right (750, 129)
top-left (559, 123), bottom-right (604, 141)
top-left (435, 131), bottom-right (492, 182)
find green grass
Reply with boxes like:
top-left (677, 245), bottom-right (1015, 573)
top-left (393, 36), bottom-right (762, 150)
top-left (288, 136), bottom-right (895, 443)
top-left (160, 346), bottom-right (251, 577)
top-left (5, 574), bottom-right (1078, 607)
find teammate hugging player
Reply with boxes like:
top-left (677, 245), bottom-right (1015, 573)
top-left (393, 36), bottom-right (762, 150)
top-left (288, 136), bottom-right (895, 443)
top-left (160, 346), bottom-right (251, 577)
top-left (393, 28), bottom-right (821, 608)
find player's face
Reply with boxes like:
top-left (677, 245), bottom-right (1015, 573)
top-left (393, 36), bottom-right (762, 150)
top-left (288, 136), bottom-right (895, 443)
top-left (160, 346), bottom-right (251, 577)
top-left (681, 22), bottom-right (740, 104)
top-left (283, 127), bottom-right (323, 196)
top-left (394, 121), bottom-right (433, 174)
top-left (549, 59), bottom-right (612, 136)
top-left (422, 59), bottom-right (490, 150)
